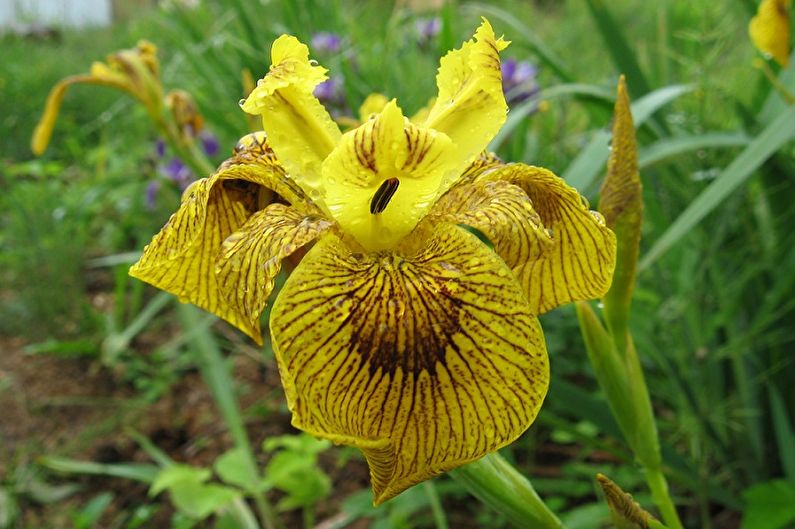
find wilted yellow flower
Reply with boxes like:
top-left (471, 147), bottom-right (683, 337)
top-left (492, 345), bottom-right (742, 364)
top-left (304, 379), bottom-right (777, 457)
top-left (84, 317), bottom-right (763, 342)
top-left (749, 0), bottom-right (791, 66)
top-left (130, 19), bottom-right (616, 503)
top-left (31, 40), bottom-right (163, 155)
top-left (165, 89), bottom-right (205, 138)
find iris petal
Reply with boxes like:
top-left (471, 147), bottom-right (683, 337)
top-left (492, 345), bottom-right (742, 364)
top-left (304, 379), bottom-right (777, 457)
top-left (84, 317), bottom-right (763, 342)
top-left (270, 223), bottom-right (549, 504)
top-left (129, 133), bottom-right (324, 341)
top-left (437, 161), bottom-right (616, 314)
top-left (241, 35), bottom-right (342, 194)
top-left (322, 100), bottom-right (458, 251)
top-left (215, 204), bottom-right (332, 342)
top-left (423, 18), bottom-right (509, 175)
top-left (434, 178), bottom-right (552, 265)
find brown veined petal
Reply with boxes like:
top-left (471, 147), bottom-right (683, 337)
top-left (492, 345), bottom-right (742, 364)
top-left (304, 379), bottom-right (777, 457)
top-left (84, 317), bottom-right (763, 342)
top-left (457, 150), bottom-right (504, 186)
top-left (321, 99), bottom-right (458, 252)
top-left (458, 163), bottom-right (617, 314)
top-left (129, 132), bottom-right (325, 339)
top-left (217, 132), bottom-right (316, 213)
top-left (270, 223), bottom-right (549, 504)
top-left (214, 204), bottom-right (332, 343)
top-left (432, 178), bottom-right (554, 273)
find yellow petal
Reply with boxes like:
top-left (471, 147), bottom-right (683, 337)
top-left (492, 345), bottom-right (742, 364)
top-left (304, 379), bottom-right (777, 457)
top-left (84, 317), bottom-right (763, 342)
top-left (218, 132), bottom-right (316, 212)
top-left (409, 96), bottom-right (436, 124)
top-left (749, 0), bottom-right (791, 66)
top-left (358, 93), bottom-right (389, 122)
top-left (129, 133), bottom-right (323, 343)
top-left (215, 204), bottom-right (332, 341)
top-left (241, 35), bottom-right (342, 194)
top-left (321, 99), bottom-right (458, 251)
top-left (31, 74), bottom-right (115, 155)
top-left (270, 224), bottom-right (549, 504)
top-left (439, 162), bottom-right (616, 314)
top-left (423, 18), bottom-right (509, 175)
top-left (32, 42), bottom-right (162, 155)
top-left (433, 178), bottom-right (553, 269)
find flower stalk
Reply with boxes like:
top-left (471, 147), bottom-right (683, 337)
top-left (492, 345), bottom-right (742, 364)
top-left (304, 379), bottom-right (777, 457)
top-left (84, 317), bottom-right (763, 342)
top-left (450, 453), bottom-right (563, 529)
top-left (577, 76), bottom-right (684, 529)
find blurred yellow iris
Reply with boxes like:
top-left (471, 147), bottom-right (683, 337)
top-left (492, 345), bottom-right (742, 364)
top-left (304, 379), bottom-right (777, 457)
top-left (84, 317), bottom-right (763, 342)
top-left (130, 19), bottom-right (616, 503)
top-left (749, 0), bottom-right (791, 66)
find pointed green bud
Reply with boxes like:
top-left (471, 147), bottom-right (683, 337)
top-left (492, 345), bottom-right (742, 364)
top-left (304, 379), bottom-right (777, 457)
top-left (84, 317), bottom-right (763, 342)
top-left (597, 473), bottom-right (668, 529)
top-left (599, 75), bottom-right (643, 354)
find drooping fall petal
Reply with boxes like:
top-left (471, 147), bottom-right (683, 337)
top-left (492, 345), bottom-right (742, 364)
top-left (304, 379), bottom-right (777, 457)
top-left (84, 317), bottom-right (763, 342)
top-left (749, 0), bottom-right (791, 67)
top-left (433, 178), bottom-right (553, 266)
top-left (269, 223), bottom-right (549, 504)
top-left (129, 133), bottom-right (327, 343)
top-left (214, 204), bottom-right (332, 341)
top-left (423, 18), bottom-right (509, 176)
top-left (241, 35), bottom-right (342, 194)
top-left (436, 162), bottom-right (616, 314)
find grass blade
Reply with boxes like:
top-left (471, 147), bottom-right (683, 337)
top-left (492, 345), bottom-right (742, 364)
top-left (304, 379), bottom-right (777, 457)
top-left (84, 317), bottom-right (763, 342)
top-left (39, 456), bottom-right (158, 483)
top-left (640, 104), bottom-right (795, 269)
top-left (638, 133), bottom-right (750, 168)
top-left (583, 0), bottom-right (651, 97)
top-left (769, 384), bottom-right (795, 482)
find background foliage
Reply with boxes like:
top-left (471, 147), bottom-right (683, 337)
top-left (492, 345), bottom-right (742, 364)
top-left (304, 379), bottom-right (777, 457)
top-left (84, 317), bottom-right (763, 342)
top-left (1, 0), bottom-right (794, 528)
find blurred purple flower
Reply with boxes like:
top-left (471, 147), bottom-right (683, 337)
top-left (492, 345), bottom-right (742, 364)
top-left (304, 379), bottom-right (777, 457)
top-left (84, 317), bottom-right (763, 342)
top-left (415, 17), bottom-right (441, 46)
top-left (314, 76), bottom-right (345, 105)
top-left (501, 59), bottom-right (540, 104)
top-left (145, 180), bottom-right (161, 210)
top-left (155, 138), bottom-right (166, 158)
top-left (312, 32), bottom-right (342, 54)
top-left (199, 129), bottom-right (220, 157)
top-left (161, 158), bottom-right (194, 190)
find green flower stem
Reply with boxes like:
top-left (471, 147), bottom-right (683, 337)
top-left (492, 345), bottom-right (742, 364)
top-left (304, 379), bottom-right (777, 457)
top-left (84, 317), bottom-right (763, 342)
top-left (450, 453), bottom-right (564, 529)
top-left (178, 305), bottom-right (281, 529)
top-left (645, 466), bottom-right (683, 529)
top-left (423, 481), bottom-right (449, 529)
top-left (156, 115), bottom-right (216, 178)
top-left (576, 303), bottom-right (684, 529)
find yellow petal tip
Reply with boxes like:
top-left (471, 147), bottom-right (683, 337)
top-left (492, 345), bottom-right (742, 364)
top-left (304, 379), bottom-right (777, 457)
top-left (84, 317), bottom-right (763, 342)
top-left (241, 34), bottom-right (329, 115)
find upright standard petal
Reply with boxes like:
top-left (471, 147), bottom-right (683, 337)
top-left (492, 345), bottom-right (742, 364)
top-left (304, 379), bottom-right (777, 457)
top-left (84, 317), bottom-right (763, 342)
top-left (423, 18), bottom-right (509, 177)
top-left (436, 162), bottom-right (616, 314)
top-left (270, 224), bottom-right (549, 504)
top-left (322, 100), bottom-right (459, 251)
top-left (130, 133), bottom-right (326, 342)
top-left (241, 35), bottom-right (342, 194)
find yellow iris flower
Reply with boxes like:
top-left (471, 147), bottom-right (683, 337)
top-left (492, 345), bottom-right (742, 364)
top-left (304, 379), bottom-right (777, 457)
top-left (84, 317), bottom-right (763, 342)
top-left (130, 19), bottom-right (616, 503)
top-left (749, 0), bottom-right (791, 67)
top-left (32, 40), bottom-right (162, 155)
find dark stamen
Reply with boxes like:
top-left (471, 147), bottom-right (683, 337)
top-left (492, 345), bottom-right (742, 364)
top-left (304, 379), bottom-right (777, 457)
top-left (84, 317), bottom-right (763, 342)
top-left (370, 178), bottom-right (400, 214)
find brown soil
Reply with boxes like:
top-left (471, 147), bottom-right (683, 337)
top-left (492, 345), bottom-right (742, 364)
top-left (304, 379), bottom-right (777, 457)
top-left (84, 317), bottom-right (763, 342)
top-left (0, 331), bottom-right (372, 528)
